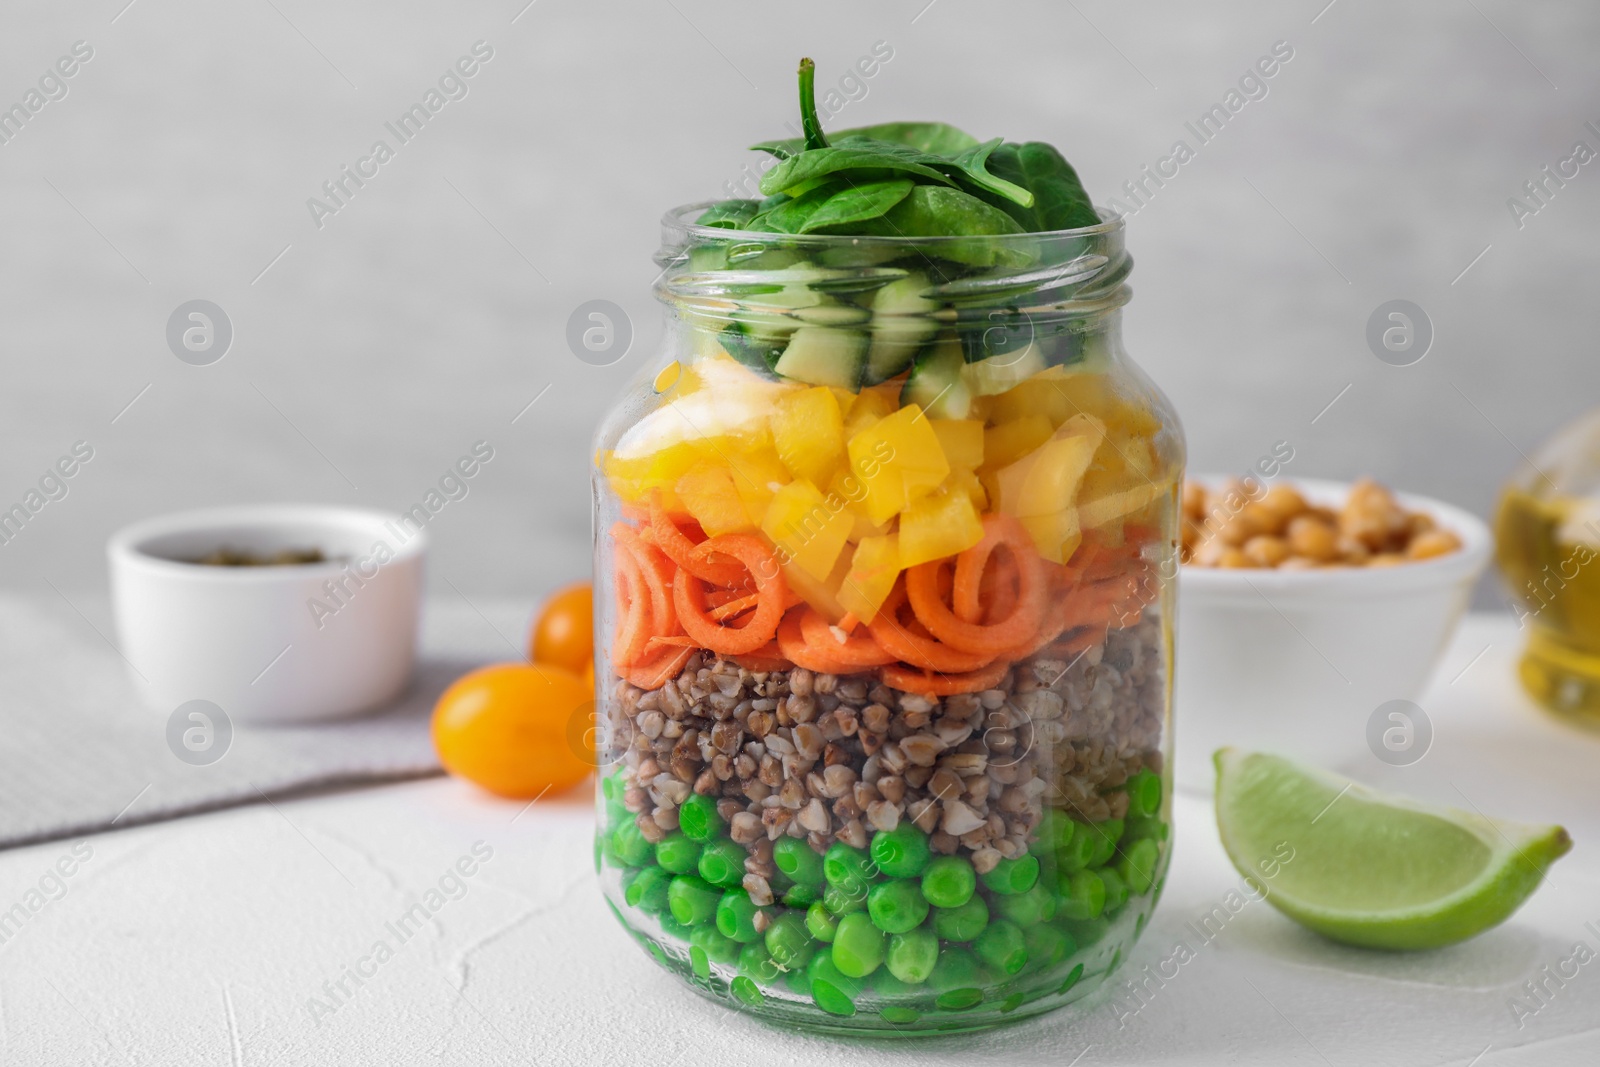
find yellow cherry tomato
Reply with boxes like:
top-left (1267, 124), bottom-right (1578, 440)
top-left (431, 663), bottom-right (592, 798)
top-left (530, 582), bottom-right (594, 675)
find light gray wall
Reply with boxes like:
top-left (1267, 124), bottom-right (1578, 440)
top-left (2, 0), bottom-right (1595, 609)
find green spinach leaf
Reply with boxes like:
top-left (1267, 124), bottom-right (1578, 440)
top-left (695, 199), bottom-right (762, 229)
top-left (800, 178), bottom-right (915, 233)
top-left (758, 139), bottom-right (955, 197)
top-left (936, 138), bottom-right (1034, 209)
top-left (853, 185), bottom-right (1024, 266)
top-left (983, 142), bottom-right (1099, 231)
top-left (752, 121), bottom-right (980, 160)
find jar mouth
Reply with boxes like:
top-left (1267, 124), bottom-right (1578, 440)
top-left (660, 200), bottom-right (1126, 247)
top-left (656, 200), bottom-right (1132, 321)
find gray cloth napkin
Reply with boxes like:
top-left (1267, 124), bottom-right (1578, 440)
top-left (0, 592), bottom-right (527, 850)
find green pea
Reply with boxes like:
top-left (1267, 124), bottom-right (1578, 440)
top-left (920, 855), bottom-right (976, 909)
top-left (1122, 814), bottom-right (1169, 846)
top-left (769, 867), bottom-right (794, 895)
top-left (980, 854), bottom-right (1039, 895)
top-left (1119, 837), bottom-right (1160, 895)
top-left (773, 837), bottom-right (826, 886)
top-left (823, 881), bottom-right (868, 916)
top-left (996, 881), bottom-right (1056, 927)
top-left (667, 875), bottom-right (721, 926)
top-left (1057, 869), bottom-right (1105, 921)
top-left (929, 947), bottom-right (986, 1011)
top-left (678, 793), bottom-right (725, 842)
top-left (658, 915), bottom-right (692, 943)
top-left (623, 866), bottom-right (672, 913)
top-left (885, 926), bottom-right (938, 984)
top-left (593, 834), bottom-right (603, 874)
top-left (871, 968), bottom-right (922, 1023)
top-left (610, 821), bottom-right (655, 868)
top-left (730, 975), bottom-right (763, 1005)
top-left (601, 771), bottom-right (623, 804)
top-left (1081, 819), bottom-right (1123, 869)
top-left (807, 952), bottom-right (862, 1017)
top-left (738, 941), bottom-right (782, 985)
top-left (655, 833), bottom-right (701, 875)
top-left (867, 879), bottom-right (929, 934)
top-left (716, 888), bottom-right (765, 943)
top-left (931, 896), bottom-right (989, 942)
top-left (1098, 866), bottom-right (1130, 914)
top-left (870, 823), bottom-right (931, 879)
top-left (764, 911), bottom-right (815, 971)
top-left (974, 919), bottom-right (1027, 975)
top-left (806, 900), bottom-right (839, 942)
top-left (698, 839), bottom-right (748, 888)
top-left (1059, 915), bottom-right (1110, 948)
top-left (1053, 823), bottom-right (1097, 874)
top-left (1021, 923), bottom-right (1074, 973)
top-left (824, 842), bottom-right (876, 893)
top-left (1125, 768), bottom-right (1162, 819)
top-left (783, 882), bottom-right (820, 908)
top-left (1030, 809), bottom-right (1076, 856)
top-left (690, 924), bottom-right (740, 965)
top-left (831, 912), bottom-right (885, 978)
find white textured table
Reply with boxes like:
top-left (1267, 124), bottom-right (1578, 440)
top-left (6, 615), bottom-right (1599, 1066)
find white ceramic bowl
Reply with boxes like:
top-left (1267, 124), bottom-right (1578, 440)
top-left (1174, 478), bottom-right (1491, 793)
top-left (108, 505), bottom-right (426, 724)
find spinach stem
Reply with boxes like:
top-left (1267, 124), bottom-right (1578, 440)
top-left (797, 58), bottom-right (829, 152)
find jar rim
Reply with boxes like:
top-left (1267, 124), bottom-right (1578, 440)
top-left (660, 200), bottom-right (1125, 246)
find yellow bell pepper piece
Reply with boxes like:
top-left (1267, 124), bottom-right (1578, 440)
top-left (724, 449), bottom-right (791, 527)
top-left (782, 550), bottom-right (851, 623)
top-left (842, 385), bottom-right (900, 440)
top-left (982, 414), bottom-right (1055, 472)
top-left (838, 534), bottom-right (900, 624)
top-left (762, 479), bottom-right (854, 582)
top-left (898, 488), bottom-right (984, 568)
top-left (845, 405), bottom-right (951, 525)
top-left (929, 419), bottom-right (985, 470)
top-left (676, 462), bottom-right (754, 537)
top-left (771, 387), bottom-right (846, 486)
top-left (994, 414), bottom-right (1104, 562)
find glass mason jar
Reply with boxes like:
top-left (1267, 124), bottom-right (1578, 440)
top-left (1496, 408), bottom-right (1600, 726)
top-left (590, 203), bottom-right (1183, 1034)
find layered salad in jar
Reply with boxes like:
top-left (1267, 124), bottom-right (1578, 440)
top-left (591, 61), bottom-right (1183, 1032)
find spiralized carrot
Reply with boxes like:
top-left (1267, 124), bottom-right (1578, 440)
top-left (799, 607), bottom-right (895, 667)
top-left (610, 543), bottom-right (651, 668)
top-left (651, 492), bottom-right (746, 586)
top-left (731, 641), bottom-right (789, 673)
top-left (673, 534), bottom-right (786, 656)
top-left (881, 659), bottom-right (1010, 697)
top-left (907, 515), bottom-right (1045, 654)
top-left (777, 609), bottom-right (867, 675)
top-left (613, 523), bottom-right (675, 635)
top-left (709, 594), bottom-right (760, 622)
top-left (867, 583), bottom-right (996, 673)
top-left (623, 645), bottom-right (694, 690)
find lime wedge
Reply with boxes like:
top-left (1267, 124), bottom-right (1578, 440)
top-left (1214, 749), bottom-right (1572, 950)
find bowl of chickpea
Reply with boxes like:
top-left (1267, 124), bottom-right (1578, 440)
top-left (1173, 476), bottom-right (1491, 792)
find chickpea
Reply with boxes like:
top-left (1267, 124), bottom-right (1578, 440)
top-left (1240, 501), bottom-right (1285, 537)
top-left (1340, 479), bottom-right (1409, 550)
top-left (1190, 537), bottom-right (1230, 566)
top-left (1182, 480), bottom-right (1207, 521)
top-left (1261, 484), bottom-right (1306, 522)
top-left (1407, 529), bottom-right (1462, 560)
top-left (1217, 547), bottom-right (1255, 568)
top-left (1287, 516), bottom-right (1340, 562)
top-left (1368, 553), bottom-right (1407, 567)
top-left (1215, 512), bottom-right (1263, 547)
top-left (1277, 556), bottom-right (1321, 571)
top-left (1243, 535), bottom-right (1291, 568)
top-left (1335, 536), bottom-right (1371, 565)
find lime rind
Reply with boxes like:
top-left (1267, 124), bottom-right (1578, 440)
top-left (1214, 748), bottom-right (1572, 950)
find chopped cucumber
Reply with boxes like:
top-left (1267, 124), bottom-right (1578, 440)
top-left (961, 339), bottom-right (1048, 396)
top-left (791, 302), bottom-right (872, 327)
top-left (719, 322), bottom-right (785, 379)
top-left (772, 326), bottom-right (868, 390)
top-left (864, 272), bottom-right (939, 385)
top-left (900, 336), bottom-right (972, 418)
